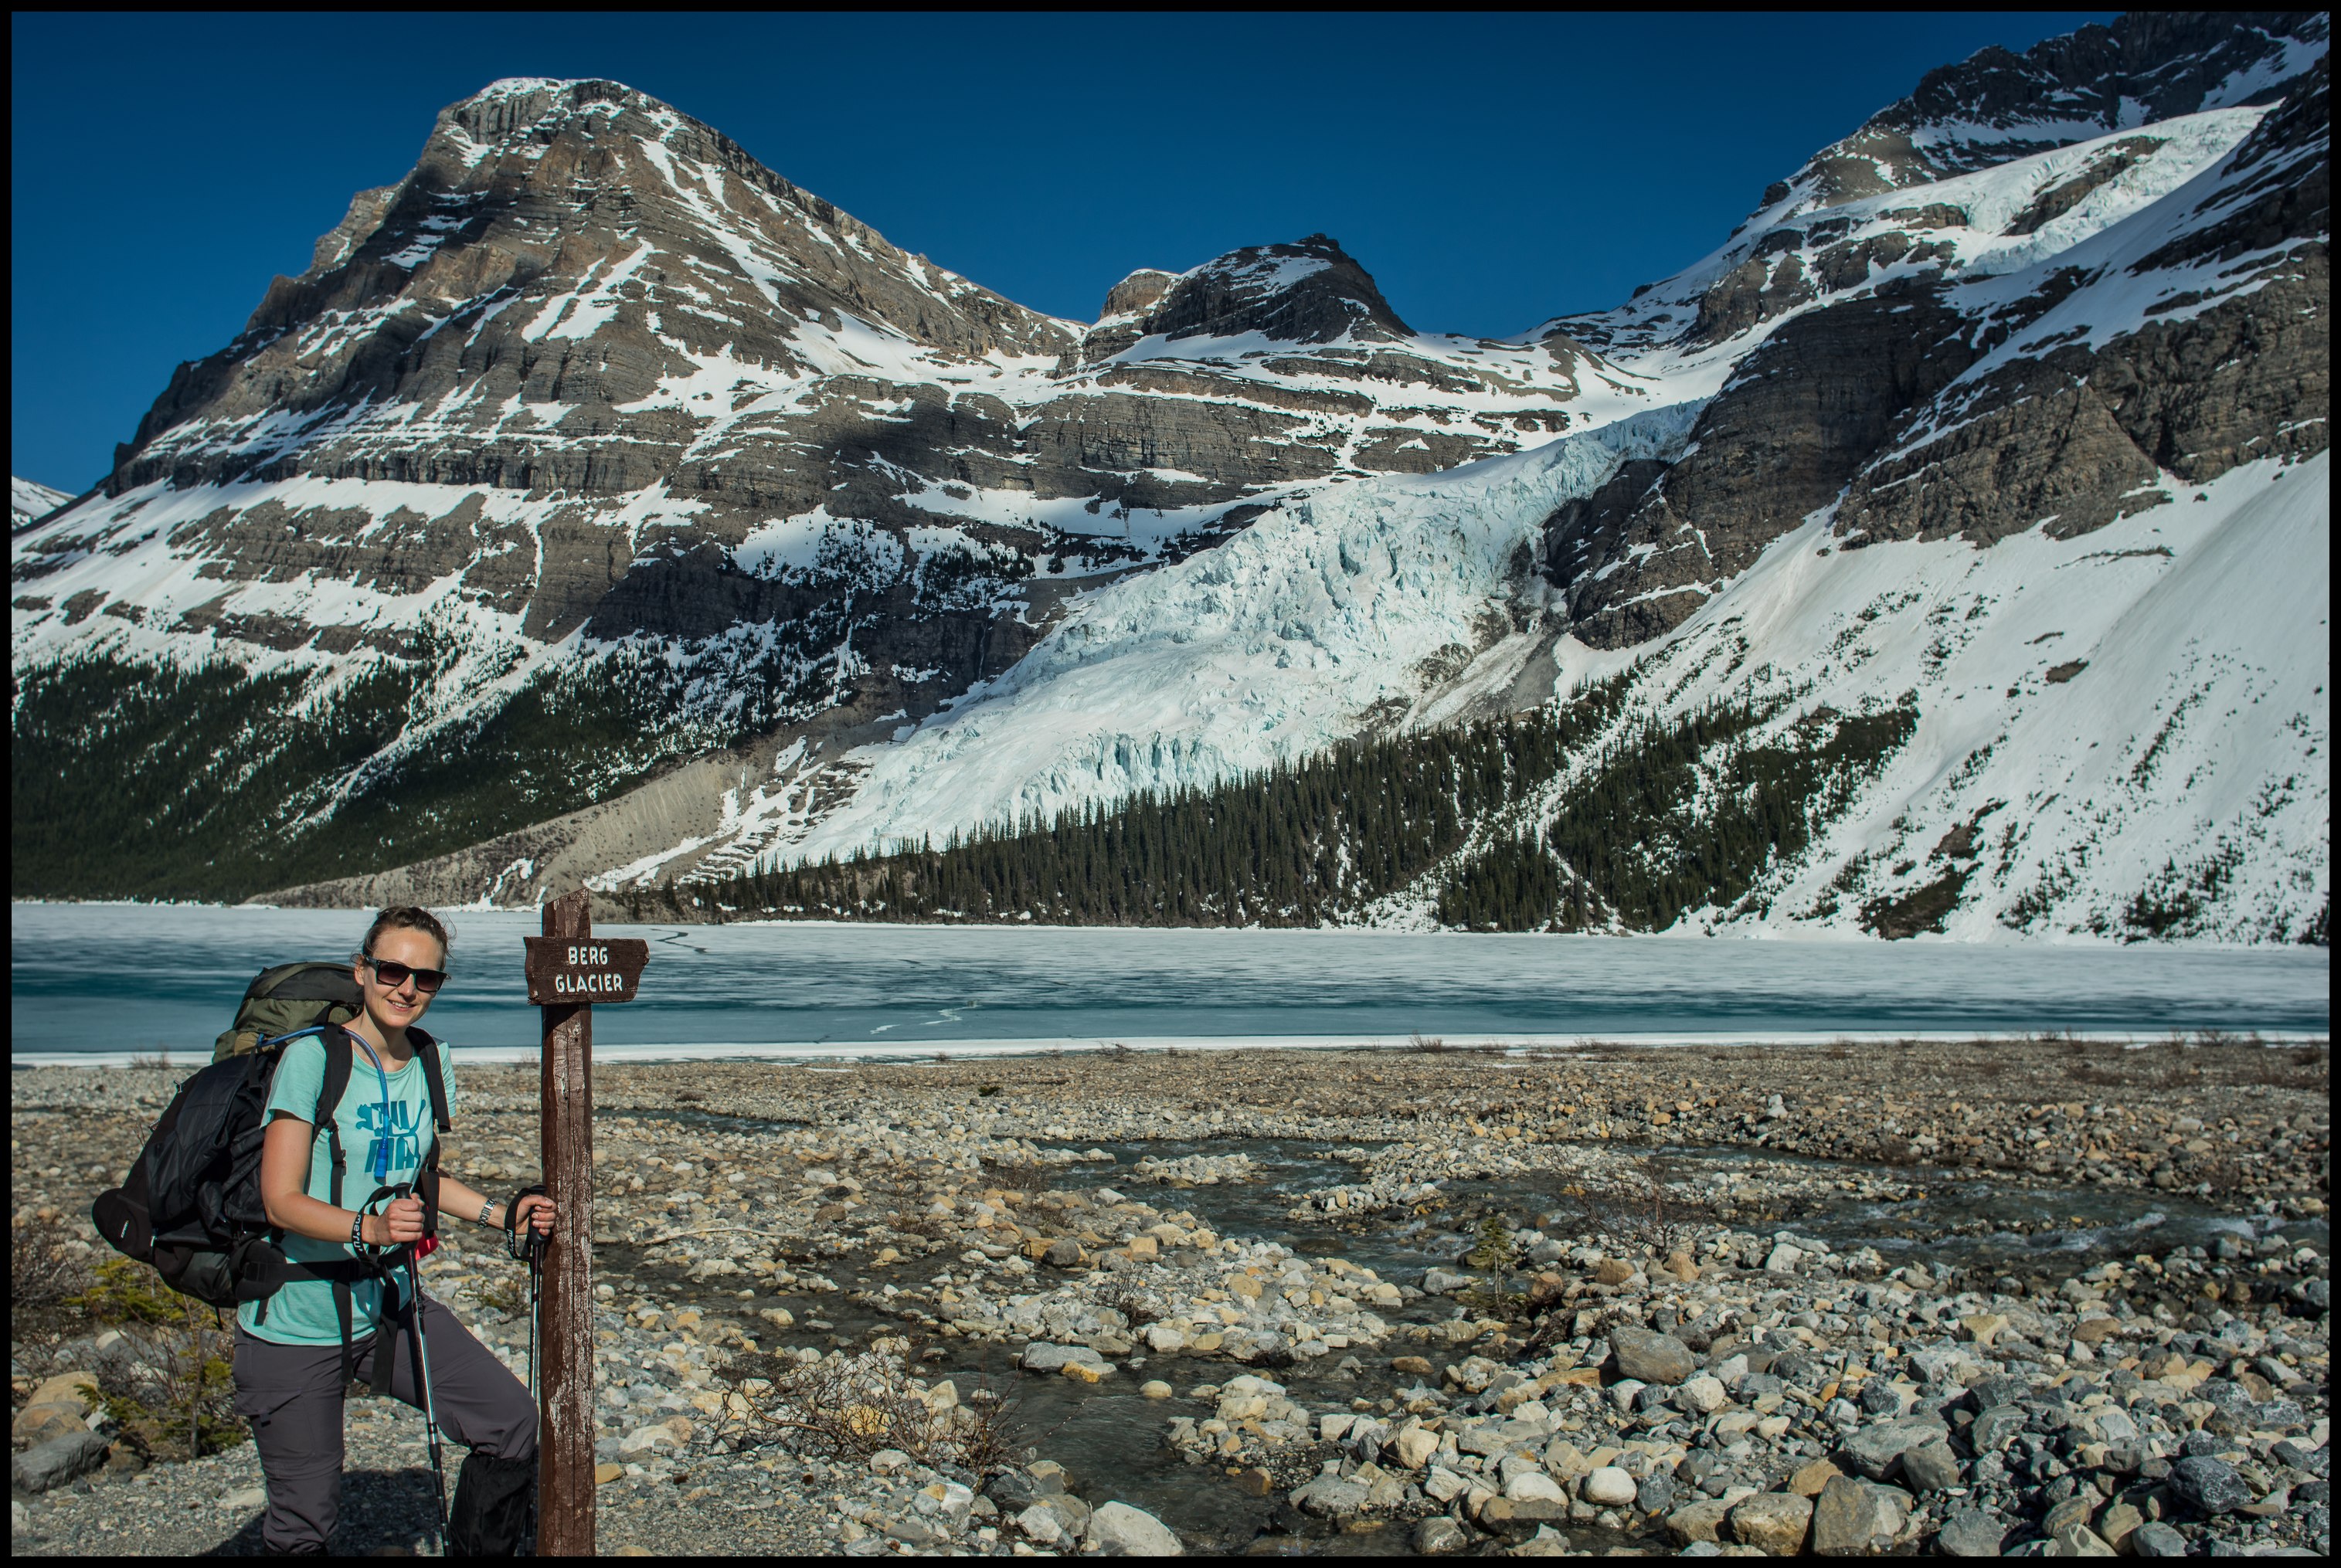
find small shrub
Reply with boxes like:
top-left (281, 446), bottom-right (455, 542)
top-left (467, 1275), bottom-right (528, 1315)
top-left (1094, 1278), bottom-right (1164, 1328)
top-left (79, 1259), bottom-right (237, 1459)
top-left (888, 1210), bottom-right (954, 1240)
top-left (725, 1349), bottom-right (1024, 1471)
top-left (979, 1160), bottom-right (1053, 1197)
top-left (1457, 1282), bottom-right (1530, 1320)
top-left (1555, 1154), bottom-right (1703, 1260)
top-left (1463, 1214), bottom-right (1520, 1271)
top-left (77, 1256), bottom-right (189, 1327)
top-left (11, 1210), bottom-right (90, 1329)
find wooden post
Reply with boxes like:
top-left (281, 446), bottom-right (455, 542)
top-left (537, 890), bottom-right (595, 1557)
top-left (524, 897), bottom-right (648, 1556)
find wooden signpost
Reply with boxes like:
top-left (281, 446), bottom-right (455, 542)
top-left (527, 892), bottom-right (649, 1556)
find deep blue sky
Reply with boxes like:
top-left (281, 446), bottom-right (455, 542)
top-left (12, 11), bottom-right (2112, 491)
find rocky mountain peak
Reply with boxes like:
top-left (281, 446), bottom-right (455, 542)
top-left (109, 75), bottom-right (1077, 491)
top-left (1759, 11), bottom-right (2329, 218)
top-left (1140, 234), bottom-right (1414, 345)
top-left (1099, 268), bottom-right (1177, 320)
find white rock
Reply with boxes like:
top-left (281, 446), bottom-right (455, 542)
top-left (1086, 1500), bottom-right (1184, 1556)
top-left (1017, 1503), bottom-right (1065, 1545)
top-left (1679, 1376), bottom-right (1729, 1414)
top-left (617, 1423), bottom-right (681, 1455)
top-left (1422, 1467), bottom-right (1471, 1502)
top-left (1764, 1245), bottom-right (1803, 1274)
top-left (1394, 1427), bottom-right (1440, 1471)
top-left (1507, 1470), bottom-right (1568, 1503)
top-left (1582, 1466), bottom-right (1638, 1506)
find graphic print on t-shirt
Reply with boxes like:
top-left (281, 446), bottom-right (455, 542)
top-left (355, 1095), bottom-right (423, 1180)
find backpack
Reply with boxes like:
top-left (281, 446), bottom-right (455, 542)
top-left (213, 962), bottom-right (364, 1061)
top-left (93, 1020), bottom-right (452, 1380)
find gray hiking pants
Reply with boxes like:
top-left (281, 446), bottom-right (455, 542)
top-left (233, 1292), bottom-right (535, 1553)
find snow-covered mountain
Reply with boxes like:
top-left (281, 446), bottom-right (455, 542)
top-left (11, 12), bottom-right (2329, 942)
top-left (12, 477), bottom-right (72, 531)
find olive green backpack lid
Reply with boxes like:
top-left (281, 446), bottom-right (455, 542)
top-left (212, 962), bottom-right (365, 1062)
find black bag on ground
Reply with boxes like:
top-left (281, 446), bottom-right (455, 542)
top-left (93, 1001), bottom-right (450, 1314)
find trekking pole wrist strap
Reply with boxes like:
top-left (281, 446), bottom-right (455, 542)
top-left (505, 1184), bottom-right (547, 1260)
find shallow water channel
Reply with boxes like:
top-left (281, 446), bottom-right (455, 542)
top-left (600, 1125), bottom-right (2323, 1554)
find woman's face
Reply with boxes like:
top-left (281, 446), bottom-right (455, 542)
top-left (356, 926), bottom-right (447, 1034)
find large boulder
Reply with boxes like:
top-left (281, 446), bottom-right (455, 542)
top-left (10, 1429), bottom-right (108, 1495)
top-left (1667, 1498), bottom-right (1735, 1544)
top-left (1290, 1475), bottom-right (1371, 1517)
top-left (1610, 1326), bottom-right (1697, 1386)
top-left (1085, 1501), bottom-right (1184, 1556)
top-left (1809, 1475), bottom-right (1908, 1555)
top-left (1839, 1417), bottom-right (1948, 1480)
top-left (10, 1372), bottom-right (100, 1450)
top-left (2166, 1455), bottom-right (2251, 1516)
top-left (1899, 1441), bottom-right (1962, 1493)
top-left (1935, 1505), bottom-right (2007, 1556)
top-left (1728, 1492), bottom-right (1814, 1555)
top-left (1019, 1342), bottom-right (1111, 1375)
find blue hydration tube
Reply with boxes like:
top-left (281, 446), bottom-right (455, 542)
top-left (257, 1025), bottom-right (399, 1185)
top-left (345, 1032), bottom-right (398, 1184)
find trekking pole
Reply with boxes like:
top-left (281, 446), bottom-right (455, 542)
top-left (528, 1240), bottom-right (543, 1399)
top-left (507, 1185), bottom-right (549, 1399)
top-left (406, 1247), bottom-right (452, 1553)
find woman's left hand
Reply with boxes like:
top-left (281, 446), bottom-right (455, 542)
top-left (514, 1193), bottom-right (556, 1235)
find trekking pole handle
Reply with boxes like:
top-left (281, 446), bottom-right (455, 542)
top-left (354, 1182), bottom-right (409, 1252)
top-left (504, 1184), bottom-right (549, 1262)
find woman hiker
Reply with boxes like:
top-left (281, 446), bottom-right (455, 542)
top-left (233, 905), bottom-right (553, 1556)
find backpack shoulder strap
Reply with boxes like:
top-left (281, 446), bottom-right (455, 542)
top-left (308, 1026), bottom-right (356, 1210)
top-left (405, 1028), bottom-right (450, 1244)
top-left (410, 1027), bottom-right (452, 1135)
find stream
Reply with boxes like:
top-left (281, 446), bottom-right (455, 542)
top-left (594, 1126), bottom-right (2324, 1554)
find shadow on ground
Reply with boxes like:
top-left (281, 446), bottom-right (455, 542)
top-left (199, 1467), bottom-right (443, 1556)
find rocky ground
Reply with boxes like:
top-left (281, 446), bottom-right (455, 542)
top-left (12, 1036), bottom-right (2330, 1556)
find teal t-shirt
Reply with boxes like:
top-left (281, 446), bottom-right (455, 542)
top-left (236, 1031), bottom-right (457, 1346)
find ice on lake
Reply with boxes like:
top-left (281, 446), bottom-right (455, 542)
top-left (9, 903), bottom-right (2328, 1066)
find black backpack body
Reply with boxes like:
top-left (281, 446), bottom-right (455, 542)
top-left (94, 1023), bottom-right (450, 1316)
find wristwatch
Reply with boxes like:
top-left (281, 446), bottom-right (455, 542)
top-left (478, 1198), bottom-right (497, 1227)
top-left (350, 1211), bottom-right (366, 1247)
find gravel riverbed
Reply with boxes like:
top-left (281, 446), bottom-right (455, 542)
top-left (12, 1036), bottom-right (2329, 1556)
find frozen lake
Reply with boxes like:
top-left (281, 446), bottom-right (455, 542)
top-left (8, 904), bottom-right (2327, 1066)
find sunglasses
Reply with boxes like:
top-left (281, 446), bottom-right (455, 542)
top-left (361, 955), bottom-right (450, 994)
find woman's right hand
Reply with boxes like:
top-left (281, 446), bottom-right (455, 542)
top-left (367, 1196), bottom-right (427, 1246)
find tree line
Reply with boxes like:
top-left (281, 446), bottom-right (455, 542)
top-left (655, 679), bottom-right (1917, 933)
